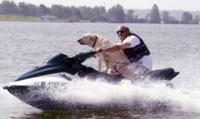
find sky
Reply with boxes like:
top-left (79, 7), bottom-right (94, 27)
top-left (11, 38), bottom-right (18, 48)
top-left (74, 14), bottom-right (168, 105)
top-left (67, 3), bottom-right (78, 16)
top-left (0, 0), bottom-right (200, 11)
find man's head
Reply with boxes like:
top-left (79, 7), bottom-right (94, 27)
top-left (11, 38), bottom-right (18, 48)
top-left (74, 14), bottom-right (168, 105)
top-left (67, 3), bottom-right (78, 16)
top-left (116, 25), bottom-right (131, 41)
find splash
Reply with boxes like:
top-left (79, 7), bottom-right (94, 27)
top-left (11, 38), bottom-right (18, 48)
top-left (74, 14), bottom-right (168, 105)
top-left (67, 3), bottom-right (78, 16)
top-left (43, 77), bottom-right (200, 113)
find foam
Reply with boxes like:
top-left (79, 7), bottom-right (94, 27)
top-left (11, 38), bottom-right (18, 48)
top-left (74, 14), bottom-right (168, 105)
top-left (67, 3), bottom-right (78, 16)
top-left (42, 77), bottom-right (200, 112)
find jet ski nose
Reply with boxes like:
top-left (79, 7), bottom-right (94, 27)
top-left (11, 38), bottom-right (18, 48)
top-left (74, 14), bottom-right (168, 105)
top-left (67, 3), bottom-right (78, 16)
top-left (3, 85), bottom-right (9, 90)
top-left (3, 84), bottom-right (15, 90)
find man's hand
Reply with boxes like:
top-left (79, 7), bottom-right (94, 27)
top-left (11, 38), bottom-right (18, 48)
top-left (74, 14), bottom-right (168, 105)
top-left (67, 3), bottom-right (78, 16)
top-left (94, 48), bottom-right (102, 53)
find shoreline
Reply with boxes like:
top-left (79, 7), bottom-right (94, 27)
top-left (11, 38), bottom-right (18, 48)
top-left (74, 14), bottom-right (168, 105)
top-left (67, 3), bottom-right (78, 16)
top-left (0, 15), bottom-right (199, 25)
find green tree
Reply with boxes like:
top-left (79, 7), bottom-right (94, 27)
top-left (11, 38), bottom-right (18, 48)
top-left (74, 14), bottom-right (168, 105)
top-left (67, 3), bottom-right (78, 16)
top-left (107, 4), bottom-right (125, 23)
top-left (0, 4), bottom-right (1, 14)
top-left (70, 6), bottom-right (81, 21)
top-left (0, 1), bottom-right (18, 15)
top-left (162, 11), bottom-right (179, 24)
top-left (50, 5), bottom-right (64, 19)
top-left (192, 15), bottom-right (200, 24)
top-left (90, 6), bottom-right (106, 22)
top-left (79, 6), bottom-right (93, 20)
top-left (149, 4), bottom-right (161, 23)
top-left (62, 7), bottom-right (73, 19)
top-left (18, 2), bottom-right (29, 16)
top-left (181, 12), bottom-right (193, 24)
top-left (37, 4), bottom-right (50, 16)
top-left (24, 4), bottom-right (38, 16)
top-left (125, 9), bottom-right (134, 23)
top-left (162, 11), bottom-right (170, 23)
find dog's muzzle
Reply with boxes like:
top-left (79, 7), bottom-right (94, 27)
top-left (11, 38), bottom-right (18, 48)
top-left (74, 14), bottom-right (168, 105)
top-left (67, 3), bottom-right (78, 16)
top-left (77, 39), bottom-right (84, 44)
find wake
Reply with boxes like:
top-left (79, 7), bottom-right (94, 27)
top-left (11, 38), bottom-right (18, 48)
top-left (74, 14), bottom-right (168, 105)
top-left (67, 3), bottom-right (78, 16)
top-left (45, 77), bottom-right (200, 113)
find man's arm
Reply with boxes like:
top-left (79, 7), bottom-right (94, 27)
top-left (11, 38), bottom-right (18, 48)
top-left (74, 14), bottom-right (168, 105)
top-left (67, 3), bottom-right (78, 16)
top-left (95, 43), bottom-right (131, 53)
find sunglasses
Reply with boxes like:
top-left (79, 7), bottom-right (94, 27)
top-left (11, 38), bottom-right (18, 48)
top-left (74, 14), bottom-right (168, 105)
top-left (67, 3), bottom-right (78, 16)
top-left (116, 30), bottom-right (125, 34)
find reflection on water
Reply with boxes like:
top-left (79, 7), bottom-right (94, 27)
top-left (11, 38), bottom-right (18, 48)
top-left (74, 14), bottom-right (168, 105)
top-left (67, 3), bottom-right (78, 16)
top-left (14, 109), bottom-right (200, 119)
top-left (21, 109), bottom-right (131, 119)
top-left (17, 108), bottom-right (170, 119)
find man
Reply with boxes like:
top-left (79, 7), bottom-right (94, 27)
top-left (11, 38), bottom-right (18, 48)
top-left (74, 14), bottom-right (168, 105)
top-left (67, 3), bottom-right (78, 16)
top-left (95, 25), bottom-right (152, 79)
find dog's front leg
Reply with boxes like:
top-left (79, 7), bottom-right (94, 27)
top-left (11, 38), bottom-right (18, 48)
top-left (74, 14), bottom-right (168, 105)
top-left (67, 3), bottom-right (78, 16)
top-left (98, 59), bottom-right (102, 71)
top-left (105, 61), bottom-right (109, 73)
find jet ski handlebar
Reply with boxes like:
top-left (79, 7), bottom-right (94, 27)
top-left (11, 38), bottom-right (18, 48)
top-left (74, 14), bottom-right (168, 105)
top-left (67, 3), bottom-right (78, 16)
top-left (46, 51), bottom-right (96, 65)
top-left (72, 51), bottom-right (96, 63)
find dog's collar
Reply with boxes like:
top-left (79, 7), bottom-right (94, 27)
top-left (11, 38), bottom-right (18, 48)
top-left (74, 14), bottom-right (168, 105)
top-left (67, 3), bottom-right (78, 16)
top-left (92, 37), bottom-right (97, 48)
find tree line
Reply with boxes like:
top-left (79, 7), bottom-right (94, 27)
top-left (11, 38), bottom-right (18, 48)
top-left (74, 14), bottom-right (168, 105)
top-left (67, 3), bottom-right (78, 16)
top-left (0, 1), bottom-right (199, 24)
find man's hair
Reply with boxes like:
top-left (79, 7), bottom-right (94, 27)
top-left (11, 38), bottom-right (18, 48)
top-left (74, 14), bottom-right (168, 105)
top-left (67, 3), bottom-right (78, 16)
top-left (118, 25), bottom-right (132, 35)
top-left (120, 25), bottom-right (130, 32)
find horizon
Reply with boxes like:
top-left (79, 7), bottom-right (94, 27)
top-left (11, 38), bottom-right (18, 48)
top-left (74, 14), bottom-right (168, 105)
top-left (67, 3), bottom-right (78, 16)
top-left (0, 0), bottom-right (200, 11)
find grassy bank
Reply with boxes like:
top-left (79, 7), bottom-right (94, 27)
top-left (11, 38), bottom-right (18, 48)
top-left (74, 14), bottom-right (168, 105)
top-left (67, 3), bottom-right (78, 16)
top-left (0, 15), bottom-right (64, 22)
top-left (0, 15), bottom-right (39, 22)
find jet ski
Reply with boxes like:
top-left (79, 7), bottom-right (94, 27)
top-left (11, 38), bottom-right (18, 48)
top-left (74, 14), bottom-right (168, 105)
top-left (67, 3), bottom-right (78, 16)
top-left (3, 51), bottom-right (179, 110)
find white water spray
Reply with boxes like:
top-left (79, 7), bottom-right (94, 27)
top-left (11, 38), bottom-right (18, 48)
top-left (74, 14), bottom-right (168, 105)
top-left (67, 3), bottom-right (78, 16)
top-left (42, 77), bottom-right (200, 112)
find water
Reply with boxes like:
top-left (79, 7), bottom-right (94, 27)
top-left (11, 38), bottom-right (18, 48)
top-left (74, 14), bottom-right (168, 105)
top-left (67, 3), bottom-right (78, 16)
top-left (0, 21), bottom-right (200, 119)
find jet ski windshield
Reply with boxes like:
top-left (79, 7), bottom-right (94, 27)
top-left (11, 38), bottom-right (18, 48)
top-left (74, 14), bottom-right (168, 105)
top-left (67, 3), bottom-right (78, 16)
top-left (45, 53), bottom-right (72, 64)
top-left (46, 51), bottom-right (96, 65)
top-left (16, 51), bottom-right (96, 81)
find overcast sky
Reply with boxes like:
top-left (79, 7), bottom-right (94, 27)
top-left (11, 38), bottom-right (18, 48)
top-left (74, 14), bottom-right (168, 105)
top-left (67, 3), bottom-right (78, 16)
top-left (0, 0), bottom-right (200, 11)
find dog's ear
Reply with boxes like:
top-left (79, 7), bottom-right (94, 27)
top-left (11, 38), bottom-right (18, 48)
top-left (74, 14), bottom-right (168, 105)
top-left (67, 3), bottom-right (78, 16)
top-left (91, 35), bottom-right (98, 41)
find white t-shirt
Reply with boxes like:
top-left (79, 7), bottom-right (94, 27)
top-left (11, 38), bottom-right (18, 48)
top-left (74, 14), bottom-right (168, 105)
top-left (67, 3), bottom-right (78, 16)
top-left (119, 35), bottom-right (153, 70)
top-left (120, 35), bottom-right (140, 48)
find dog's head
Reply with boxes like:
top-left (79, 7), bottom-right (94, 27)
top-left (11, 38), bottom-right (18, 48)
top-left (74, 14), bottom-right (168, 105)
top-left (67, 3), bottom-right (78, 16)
top-left (77, 33), bottom-right (98, 47)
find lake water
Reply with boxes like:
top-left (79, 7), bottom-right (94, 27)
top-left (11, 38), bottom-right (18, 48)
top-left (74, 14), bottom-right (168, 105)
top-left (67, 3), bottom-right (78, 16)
top-left (0, 21), bottom-right (200, 119)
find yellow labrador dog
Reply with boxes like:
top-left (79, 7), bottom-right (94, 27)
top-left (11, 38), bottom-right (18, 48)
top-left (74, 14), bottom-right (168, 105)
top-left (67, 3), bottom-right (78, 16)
top-left (77, 33), bottom-right (130, 74)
